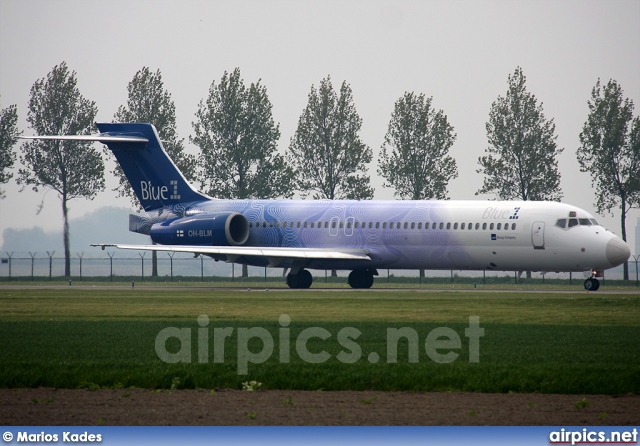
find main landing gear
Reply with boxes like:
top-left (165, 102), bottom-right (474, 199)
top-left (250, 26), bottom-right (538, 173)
top-left (286, 269), bottom-right (313, 289)
top-left (584, 277), bottom-right (600, 291)
top-left (348, 269), bottom-right (375, 289)
top-left (285, 269), bottom-right (377, 289)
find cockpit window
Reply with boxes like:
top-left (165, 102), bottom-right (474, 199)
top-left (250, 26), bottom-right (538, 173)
top-left (558, 217), bottom-right (600, 230)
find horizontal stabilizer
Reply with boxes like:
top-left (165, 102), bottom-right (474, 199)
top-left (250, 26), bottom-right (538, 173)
top-left (20, 134), bottom-right (149, 144)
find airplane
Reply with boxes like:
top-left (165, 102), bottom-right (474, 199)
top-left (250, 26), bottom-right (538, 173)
top-left (22, 122), bottom-right (631, 291)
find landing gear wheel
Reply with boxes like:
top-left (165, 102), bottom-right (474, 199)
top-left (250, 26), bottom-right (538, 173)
top-left (584, 278), bottom-right (600, 291)
top-left (286, 269), bottom-right (313, 289)
top-left (348, 270), bottom-right (374, 289)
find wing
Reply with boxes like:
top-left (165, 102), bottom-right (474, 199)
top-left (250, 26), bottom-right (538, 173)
top-left (91, 243), bottom-right (371, 266)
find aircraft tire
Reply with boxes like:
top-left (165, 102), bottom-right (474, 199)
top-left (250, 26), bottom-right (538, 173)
top-left (287, 270), bottom-right (313, 289)
top-left (348, 270), bottom-right (374, 289)
top-left (584, 278), bottom-right (600, 291)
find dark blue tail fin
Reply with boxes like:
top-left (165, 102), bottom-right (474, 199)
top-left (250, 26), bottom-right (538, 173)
top-left (96, 123), bottom-right (209, 210)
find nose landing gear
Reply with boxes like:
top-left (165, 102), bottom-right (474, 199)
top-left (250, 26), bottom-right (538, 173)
top-left (584, 277), bottom-right (600, 291)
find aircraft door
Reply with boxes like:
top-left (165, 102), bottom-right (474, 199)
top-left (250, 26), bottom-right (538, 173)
top-left (532, 221), bottom-right (545, 249)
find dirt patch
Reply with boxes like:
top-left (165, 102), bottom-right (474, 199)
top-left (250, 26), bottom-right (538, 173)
top-left (1, 389), bottom-right (638, 426)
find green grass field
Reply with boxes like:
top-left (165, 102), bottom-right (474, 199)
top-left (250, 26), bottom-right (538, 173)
top-left (0, 286), bottom-right (638, 394)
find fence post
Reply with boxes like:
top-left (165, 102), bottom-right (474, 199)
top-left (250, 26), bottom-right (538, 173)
top-left (5, 252), bottom-right (13, 281)
top-left (46, 251), bottom-right (55, 281)
top-left (77, 252), bottom-right (84, 281)
top-left (107, 252), bottom-right (114, 282)
top-left (634, 256), bottom-right (639, 287)
top-left (139, 252), bottom-right (146, 281)
top-left (201, 255), bottom-right (204, 281)
top-left (168, 252), bottom-right (175, 281)
top-left (29, 252), bottom-right (36, 281)
top-left (232, 263), bottom-right (235, 282)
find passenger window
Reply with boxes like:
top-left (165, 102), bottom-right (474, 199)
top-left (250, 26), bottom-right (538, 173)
top-left (475, 223), bottom-right (480, 230)
top-left (461, 223), bottom-right (465, 230)
top-left (568, 218), bottom-right (579, 228)
top-left (340, 222), bottom-right (344, 228)
top-left (555, 219), bottom-right (566, 229)
top-left (404, 222), bottom-right (408, 229)
top-left (454, 223), bottom-right (458, 230)
top-left (490, 223), bottom-right (494, 230)
top-left (354, 222), bottom-right (359, 229)
top-left (382, 222), bottom-right (386, 229)
top-left (439, 222), bottom-right (444, 230)
top-left (446, 222), bottom-right (451, 230)
top-left (417, 222), bottom-right (422, 229)
top-left (504, 223), bottom-right (509, 230)
top-left (411, 222), bottom-right (415, 229)
top-left (468, 223), bottom-right (472, 230)
top-left (390, 222), bottom-right (394, 229)
top-left (347, 221), bottom-right (352, 229)
top-left (512, 223), bottom-right (517, 230)
top-left (263, 221), bottom-right (267, 228)
top-left (310, 222), bottom-right (314, 228)
top-left (496, 223), bottom-right (501, 230)
top-left (297, 222), bottom-right (301, 228)
top-left (482, 223), bottom-right (487, 230)
top-left (331, 221), bottom-right (336, 229)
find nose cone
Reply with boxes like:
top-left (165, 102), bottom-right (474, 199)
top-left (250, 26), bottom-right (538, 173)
top-left (606, 237), bottom-right (631, 267)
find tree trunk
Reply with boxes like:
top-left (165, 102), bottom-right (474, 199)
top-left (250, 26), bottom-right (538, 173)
top-left (62, 195), bottom-right (71, 277)
top-left (621, 200), bottom-right (629, 280)
top-left (331, 269), bottom-right (337, 277)
top-left (242, 264), bottom-right (248, 278)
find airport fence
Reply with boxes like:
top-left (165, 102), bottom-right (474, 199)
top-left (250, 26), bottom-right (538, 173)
top-left (1, 252), bottom-right (638, 286)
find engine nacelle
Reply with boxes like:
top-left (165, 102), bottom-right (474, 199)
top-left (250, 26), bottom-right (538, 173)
top-left (150, 212), bottom-right (249, 246)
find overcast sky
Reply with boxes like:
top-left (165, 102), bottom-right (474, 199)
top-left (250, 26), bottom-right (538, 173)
top-left (1, 0), bottom-right (639, 253)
